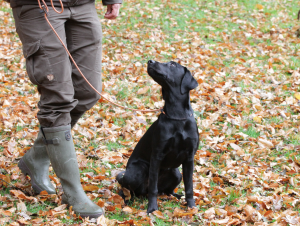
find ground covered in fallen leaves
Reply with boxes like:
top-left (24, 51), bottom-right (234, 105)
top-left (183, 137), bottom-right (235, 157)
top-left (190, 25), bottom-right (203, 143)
top-left (1, 0), bottom-right (300, 225)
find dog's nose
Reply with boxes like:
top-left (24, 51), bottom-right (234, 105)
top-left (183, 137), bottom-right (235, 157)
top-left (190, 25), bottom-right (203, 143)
top-left (148, 60), bottom-right (155, 64)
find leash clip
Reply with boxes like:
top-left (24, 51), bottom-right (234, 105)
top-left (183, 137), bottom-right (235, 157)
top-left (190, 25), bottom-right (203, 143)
top-left (40, 4), bottom-right (49, 16)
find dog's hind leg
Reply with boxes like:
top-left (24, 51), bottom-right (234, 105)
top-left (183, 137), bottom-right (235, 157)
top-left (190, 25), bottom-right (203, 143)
top-left (116, 171), bottom-right (133, 204)
top-left (158, 168), bottom-right (182, 197)
top-left (117, 162), bottom-right (149, 196)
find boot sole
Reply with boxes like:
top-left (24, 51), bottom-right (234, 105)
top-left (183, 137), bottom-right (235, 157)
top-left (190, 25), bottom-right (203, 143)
top-left (18, 158), bottom-right (54, 194)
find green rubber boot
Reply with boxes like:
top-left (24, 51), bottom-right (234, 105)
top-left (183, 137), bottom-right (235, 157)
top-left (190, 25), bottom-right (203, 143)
top-left (18, 130), bottom-right (56, 194)
top-left (42, 125), bottom-right (104, 218)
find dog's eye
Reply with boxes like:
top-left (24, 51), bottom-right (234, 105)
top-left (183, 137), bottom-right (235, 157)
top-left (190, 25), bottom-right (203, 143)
top-left (170, 62), bottom-right (176, 67)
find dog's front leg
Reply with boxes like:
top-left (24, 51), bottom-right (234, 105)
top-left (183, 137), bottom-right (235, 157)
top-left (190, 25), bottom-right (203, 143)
top-left (147, 157), bottom-right (161, 214)
top-left (182, 159), bottom-right (196, 208)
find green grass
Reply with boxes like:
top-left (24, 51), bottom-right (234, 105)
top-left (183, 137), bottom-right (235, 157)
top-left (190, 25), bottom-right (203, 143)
top-left (107, 208), bottom-right (130, 221)
top-left (26, 202), bottom-right (52, 214)
top-left (227, 189), bottom-right (241, 203)
top-left (0, 187), bottom-right (10, 196)
top-left (240, 126), bottom-right (260, 138)
top-left (106, 141), bottom-right (125, 151)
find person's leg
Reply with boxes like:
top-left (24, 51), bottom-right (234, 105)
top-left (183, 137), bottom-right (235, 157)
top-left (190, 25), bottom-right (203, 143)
top-left (65, 2), bottom-right (102, 127)
top-left (18, 129), bottom-right (56, 194)
top-left (42, 125), bottom-right (104, 218)
top-left (12, 5), bottom-right (73, 194)
top-left (13, 4), bottom-right (104, 216)
top-left (13, 4), bottom-right (104, 217)
top-left (13, 5), bottom-right (77, 127)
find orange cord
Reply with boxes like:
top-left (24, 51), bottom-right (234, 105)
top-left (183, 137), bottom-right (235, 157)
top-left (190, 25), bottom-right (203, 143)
top-left (37, 0), bottom-right (161, 113)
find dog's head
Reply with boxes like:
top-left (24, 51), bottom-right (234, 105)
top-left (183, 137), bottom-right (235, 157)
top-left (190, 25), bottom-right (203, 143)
top-left (147, 60), bottom-right (198, 95)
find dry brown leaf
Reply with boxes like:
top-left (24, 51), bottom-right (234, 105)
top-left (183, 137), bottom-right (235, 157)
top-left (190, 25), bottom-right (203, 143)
top-left (112, 194), bottom-right (124, 205)
top-left (17, 201), bottom-right (27, 212)
top-left (122, 187), bottom-right (131, 201)
top-left (122, 206), bottom-right (133, 214)
top-left (53, 204), bottom-right (67, 212)
top-left (31, 218), bottom-right (44, 224)
top-left (204, 207), bottom-right (215, 219)
top-left (137, 86), bottom-right (149, 95)
top-left (211, 217), bottom-right (229, 224)
top-left (225, 205), bottom-right (237, 216)
top-left (82, 184), bottom-right (99, 192)
top-left (258, 138), bottom-right (274, 149)
top-left (244, 204), bottom-right (255, 217)
top-left (17, 219), bottom-right (30, 225)
top-left (152, 210), bottom-right (165, 219)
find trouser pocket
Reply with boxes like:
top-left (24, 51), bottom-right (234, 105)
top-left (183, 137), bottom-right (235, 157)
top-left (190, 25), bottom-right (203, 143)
top-left (24, 40), bottom-right (55, 86)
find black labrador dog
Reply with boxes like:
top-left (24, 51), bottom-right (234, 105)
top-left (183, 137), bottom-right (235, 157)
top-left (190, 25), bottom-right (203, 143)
top-left (116, 60), bottom-right (199, 213)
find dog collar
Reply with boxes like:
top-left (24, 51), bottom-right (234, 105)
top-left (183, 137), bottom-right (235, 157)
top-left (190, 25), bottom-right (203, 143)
top-left (161, 109), bottom-right (194, 120)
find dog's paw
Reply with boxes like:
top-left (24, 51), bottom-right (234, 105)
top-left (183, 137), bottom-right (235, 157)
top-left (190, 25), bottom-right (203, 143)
top-left (147, 205), bottom-right (158, 214)
top-left (147, 196), bottom-right (158, 214)
top-left (186, 198), bottom-right (196, 208)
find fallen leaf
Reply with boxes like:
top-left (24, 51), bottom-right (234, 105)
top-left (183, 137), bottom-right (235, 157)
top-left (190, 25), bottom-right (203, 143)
top-left (17, 201), bottom-right (27, 212)
top-left (294, 92), bottom-right (300, 100)
top-left (137, 86), bottom-right (150, 95)
top-left (122, 206), bottom-right (133, 214)
top-left (82, 184), bottom-right (99, 192)
top-left (53, 204), bottom-right (67, 212)
top-left (122, 187), bottom-right (131, 201)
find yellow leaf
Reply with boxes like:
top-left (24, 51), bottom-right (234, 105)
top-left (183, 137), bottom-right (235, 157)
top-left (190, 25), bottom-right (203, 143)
top-left (253, 116), bottom-right (262, 123)
top-left (82, 184), bottom-right (99, 192)
top-left (294, 93), bottom-right (300, 100)
top-left (256, 4), bottom-right (263, 10)
top-left (254, 105), bottom-right (262, 110)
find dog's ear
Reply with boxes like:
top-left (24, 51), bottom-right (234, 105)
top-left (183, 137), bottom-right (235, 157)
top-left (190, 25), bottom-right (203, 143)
top-left (180, 67), bottom-right (198, 94)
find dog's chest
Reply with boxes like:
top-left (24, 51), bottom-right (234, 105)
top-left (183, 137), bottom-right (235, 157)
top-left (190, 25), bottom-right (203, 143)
top-left (160, 135), bottom-right (195, 168)
top-left (157, 119), bottom-right (198, 168)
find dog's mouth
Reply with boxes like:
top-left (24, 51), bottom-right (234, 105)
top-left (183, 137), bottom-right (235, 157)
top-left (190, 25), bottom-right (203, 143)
top-left (148, 67), bottom-right (166, 80)
top-left (147, 61), bottom-right (165, 77)
top-left (147, 60), bottom-right (175, 85)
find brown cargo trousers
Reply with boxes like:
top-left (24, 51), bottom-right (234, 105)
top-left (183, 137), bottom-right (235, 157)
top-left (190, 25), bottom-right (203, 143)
top-left (12, 2), bottom-right (102, 127)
